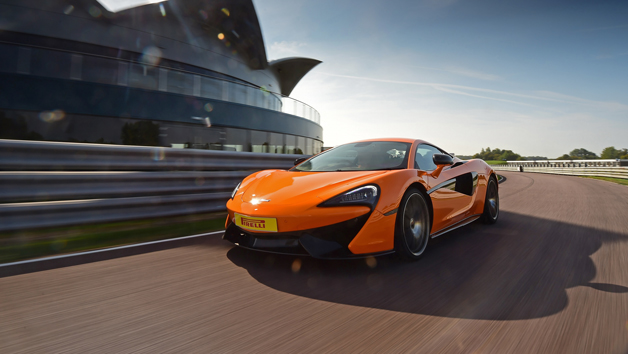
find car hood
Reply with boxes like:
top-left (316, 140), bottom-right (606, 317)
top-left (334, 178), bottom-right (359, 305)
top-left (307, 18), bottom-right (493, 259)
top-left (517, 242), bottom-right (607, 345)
top-left (240, 170), bottom-right (390, 206)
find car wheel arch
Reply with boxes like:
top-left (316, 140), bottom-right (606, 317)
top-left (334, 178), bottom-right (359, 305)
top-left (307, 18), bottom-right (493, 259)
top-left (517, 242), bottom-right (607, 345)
top-left (404, 182), bottom-right (433, 227)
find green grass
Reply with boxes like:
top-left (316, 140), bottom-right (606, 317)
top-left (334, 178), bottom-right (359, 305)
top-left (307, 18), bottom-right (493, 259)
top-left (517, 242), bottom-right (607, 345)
top-left (0, 213), bottom-right (226, 264)
top-left (580, 176), bottom-right (628, 186)
top-left (484, 160), bottom-right (508, 165)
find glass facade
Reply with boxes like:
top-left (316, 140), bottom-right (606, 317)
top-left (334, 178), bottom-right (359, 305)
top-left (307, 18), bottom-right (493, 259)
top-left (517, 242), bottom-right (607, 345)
top-left (0, 42), bottom-right (322, 155)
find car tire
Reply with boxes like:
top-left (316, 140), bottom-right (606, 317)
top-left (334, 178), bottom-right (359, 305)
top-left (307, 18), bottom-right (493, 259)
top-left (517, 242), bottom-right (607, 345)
top-left (394, 188), bottom-right (431, 261)
top-left (481, 176), bottom-right (499, 224)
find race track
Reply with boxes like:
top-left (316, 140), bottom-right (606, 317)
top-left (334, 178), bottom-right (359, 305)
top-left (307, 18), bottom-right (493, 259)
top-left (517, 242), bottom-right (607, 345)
top-left (1, 171), bottom-right (628, 353)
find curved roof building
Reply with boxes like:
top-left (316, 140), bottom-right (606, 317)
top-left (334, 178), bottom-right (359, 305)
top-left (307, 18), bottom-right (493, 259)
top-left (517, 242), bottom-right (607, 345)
top-left (0, 0), bottom-right (323, 154)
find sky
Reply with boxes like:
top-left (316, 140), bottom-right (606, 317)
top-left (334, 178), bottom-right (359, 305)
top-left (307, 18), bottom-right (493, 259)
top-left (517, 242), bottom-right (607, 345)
top-left (253, 0), bottom-right (628, 157)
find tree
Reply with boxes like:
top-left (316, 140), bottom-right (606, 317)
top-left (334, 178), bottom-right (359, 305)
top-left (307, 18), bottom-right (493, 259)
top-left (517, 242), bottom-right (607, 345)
top-left (557, 154), bottom-right (571, 160)
top-left (601, 146), bottom-right (619, 159)
top-left (498, 150), bottom-right (521, 161)
top-left (601, 146), bottom-right (628, 159)
top-left (569, 148), bottom-right (598, 160)
top-left (472, 147), bottom-right (522, 161)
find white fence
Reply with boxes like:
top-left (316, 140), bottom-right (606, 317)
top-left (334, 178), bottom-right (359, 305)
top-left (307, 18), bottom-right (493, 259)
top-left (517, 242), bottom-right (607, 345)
top-left (493, 159), bottom-right (628, 180)
top-left (504, 159), bottom-right (627, 168)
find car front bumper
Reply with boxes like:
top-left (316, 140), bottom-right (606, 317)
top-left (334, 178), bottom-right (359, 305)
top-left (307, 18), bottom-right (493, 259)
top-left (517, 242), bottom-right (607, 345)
top-left (223, 212), bottom-right (392, 259)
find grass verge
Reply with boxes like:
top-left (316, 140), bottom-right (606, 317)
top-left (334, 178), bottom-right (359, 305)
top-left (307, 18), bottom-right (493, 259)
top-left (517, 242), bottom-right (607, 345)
top-left (484, 160), bottom-right (508, 165)
top-left (0, 213), bottom-right (226, 264)
top-left (580, 176), bottom-right (628, 186)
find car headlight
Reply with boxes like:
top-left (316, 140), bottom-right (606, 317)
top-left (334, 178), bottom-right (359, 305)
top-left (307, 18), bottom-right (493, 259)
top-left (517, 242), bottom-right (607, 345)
top-left (231, 182), bottom-right (241, 199)
top-left (319, 185), bottom-right (380, 209)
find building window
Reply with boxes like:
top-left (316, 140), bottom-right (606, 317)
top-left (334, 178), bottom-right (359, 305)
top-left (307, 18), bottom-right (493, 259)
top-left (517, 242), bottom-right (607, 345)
top-left (285, 134), bottom-right (296, 154)
top-left (167, 70), bottom-right (193, 95)
top-left (0, 43), bottom-right (18, 73)
top-left (128, 63), bottom-right (158, 90)
top-left (296, 136), bottom-right (305, 155)
top-left (269, 132), bottom-right (284, 154)
top-left (251, 130), bottom-right (269, 153)
top-left (82, 55), bottom-right (119, 85)
top-left (230, 82), bottom-right (247, 105)
top-left (31, 48), bottom-right (70, 79)
top-left (224, 127), bottom-right (246, 152)
top-left (201, 76), bottom-right (222, 100)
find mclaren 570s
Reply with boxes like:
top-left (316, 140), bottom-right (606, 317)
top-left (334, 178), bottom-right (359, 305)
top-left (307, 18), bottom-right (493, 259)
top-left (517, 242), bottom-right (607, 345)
top-left (224, 138), bottom-right (499, 260)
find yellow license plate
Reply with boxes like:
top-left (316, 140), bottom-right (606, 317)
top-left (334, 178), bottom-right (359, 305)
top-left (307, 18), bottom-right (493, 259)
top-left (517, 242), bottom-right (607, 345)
top-left (234, 213), bottom-right (278, 232)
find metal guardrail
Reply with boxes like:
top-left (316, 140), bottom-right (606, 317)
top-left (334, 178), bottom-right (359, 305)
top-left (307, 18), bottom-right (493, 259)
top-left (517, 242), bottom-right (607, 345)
top-left (0, 139), bottom-right (307, 232)
top-left (0, 171), bottom-right (251, 203)
top-left (0, 139), bottom-right (304, 171)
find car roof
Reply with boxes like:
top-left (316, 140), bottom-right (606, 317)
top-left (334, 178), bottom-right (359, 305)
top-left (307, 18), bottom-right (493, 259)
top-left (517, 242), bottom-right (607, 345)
top-left (348, 137), bottom-right (435, 145)
top-left (350, 137), bottom-right (417, 144)
top-left (343, 138), bottom-right (449, 154)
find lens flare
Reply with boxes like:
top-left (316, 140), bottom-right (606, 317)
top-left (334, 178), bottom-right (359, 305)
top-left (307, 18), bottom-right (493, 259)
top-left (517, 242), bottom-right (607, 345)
top-left (217, 33), bottom-right (225, 40)
top-left (140, 46), bottom-right (162, 66)
top-left (199, 10), bottom-right (208, 20)
top-left (204, 103), bottom-right (213, 112)
top-left (153, 148), bottom-right (165, 161)
top-left (38, 109), bottom-right (65, 123)
top-left (221, 8), bottom-right (230, 16)
top-left (291, 259), bottom-right (302, 273)
top-left (88, 6), bottom-right (101, 17)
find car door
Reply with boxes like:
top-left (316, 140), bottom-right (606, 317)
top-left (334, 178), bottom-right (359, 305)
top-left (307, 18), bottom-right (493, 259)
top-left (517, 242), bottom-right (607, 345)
top-left (415, 144), bottom-right (476, 234)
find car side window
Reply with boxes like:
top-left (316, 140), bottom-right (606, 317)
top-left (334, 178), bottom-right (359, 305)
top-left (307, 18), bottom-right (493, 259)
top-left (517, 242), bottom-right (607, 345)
top-left (415, 144), bottom-right (442, 171)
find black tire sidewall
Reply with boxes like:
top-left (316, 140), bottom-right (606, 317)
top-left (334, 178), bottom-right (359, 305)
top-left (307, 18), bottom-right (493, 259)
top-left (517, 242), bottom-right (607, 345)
top-left (394, 188), bottom-right (431, 261)
top-left (482, 177), bottom-right (499, 224)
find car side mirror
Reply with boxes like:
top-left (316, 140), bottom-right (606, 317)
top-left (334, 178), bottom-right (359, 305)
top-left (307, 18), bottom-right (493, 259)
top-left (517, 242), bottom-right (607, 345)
top-left (433, 153), bottom-right (453, 166)
top-left (294, 157), bottom-right (308, 165)
top-left (429, 154), bottom-right (453, 179)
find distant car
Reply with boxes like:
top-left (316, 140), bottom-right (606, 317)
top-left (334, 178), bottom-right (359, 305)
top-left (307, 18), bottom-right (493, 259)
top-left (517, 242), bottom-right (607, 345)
top-left (224, 138), bottom-right (499, 260)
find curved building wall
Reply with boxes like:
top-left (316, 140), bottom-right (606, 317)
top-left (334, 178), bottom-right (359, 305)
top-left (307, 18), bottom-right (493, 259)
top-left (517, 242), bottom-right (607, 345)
top-left (1, 0), bottom-right (278, 89)
top-left (0, 0), bottom-right (323, 154)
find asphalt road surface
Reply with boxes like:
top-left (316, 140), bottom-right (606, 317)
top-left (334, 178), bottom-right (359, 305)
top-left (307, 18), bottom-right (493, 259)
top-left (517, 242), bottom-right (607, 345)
top-left (2, 171), bottom-right (628, 353)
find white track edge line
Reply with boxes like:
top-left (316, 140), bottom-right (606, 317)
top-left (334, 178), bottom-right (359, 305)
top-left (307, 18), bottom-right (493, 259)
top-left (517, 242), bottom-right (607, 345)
top-left (0, 230), bottom-right (225, 268)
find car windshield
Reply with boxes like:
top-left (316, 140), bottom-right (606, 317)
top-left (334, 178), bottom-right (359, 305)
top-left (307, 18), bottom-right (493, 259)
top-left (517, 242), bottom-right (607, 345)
top-left (292, 141), bottom-right (411, 172)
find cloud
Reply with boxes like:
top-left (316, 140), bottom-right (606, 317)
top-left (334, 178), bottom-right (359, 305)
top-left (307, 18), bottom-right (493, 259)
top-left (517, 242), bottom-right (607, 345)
top-left (268, 41), bottom-right (307, 59)
top-left (578, 24), bottom-right (628, 32)
top-left (316, 72), bottom-right (628, 111)
top-left (536, 91), bottom-right (628, 111)
top-left (317, 72), bottom-right (567, 104)
top-left (291, 72), bottom-right (628, 157)
top-left (595, 52), bottom-right (628, 60)
top-left (432, 86), bottom-right (537, 106)
top-left (410, 65), bottom-right (503, 81)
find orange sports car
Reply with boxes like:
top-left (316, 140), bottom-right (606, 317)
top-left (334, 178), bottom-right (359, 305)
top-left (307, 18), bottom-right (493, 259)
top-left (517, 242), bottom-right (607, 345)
top-left (224, 138), bottom-right (499, 260)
